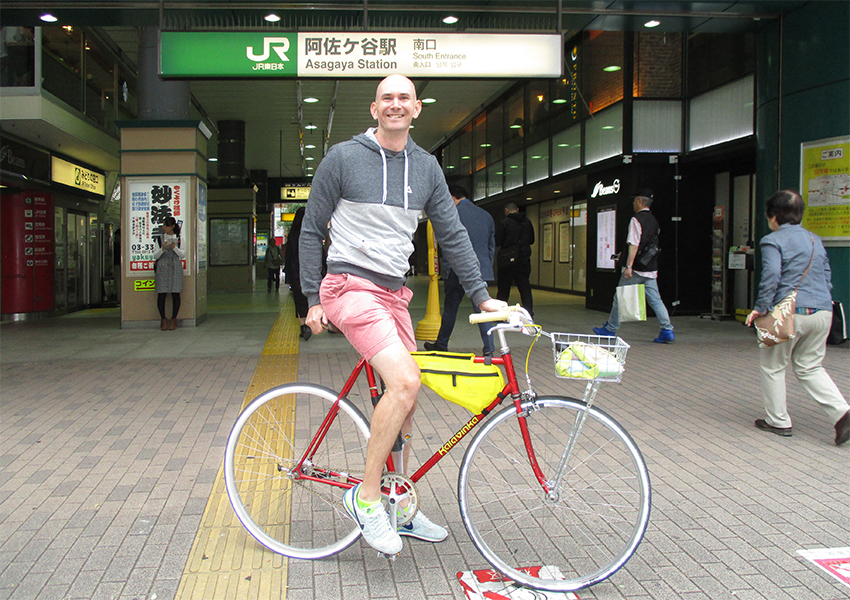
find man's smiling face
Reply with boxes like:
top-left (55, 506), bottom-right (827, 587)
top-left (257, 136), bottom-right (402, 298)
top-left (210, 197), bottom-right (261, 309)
top-left (371, 75), bottom-right (422, 137)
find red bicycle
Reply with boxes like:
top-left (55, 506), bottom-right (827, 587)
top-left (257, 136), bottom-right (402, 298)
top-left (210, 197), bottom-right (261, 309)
top-left (224, 306), bottom-right (650, 592)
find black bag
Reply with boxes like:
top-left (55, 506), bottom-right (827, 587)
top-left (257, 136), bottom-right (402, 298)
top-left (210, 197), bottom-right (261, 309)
top-left (633, 236), bottom-right (660, 271)
top-left (827, 300), bottom-right (847, 345)
top-left (497, 245), bottom-right (519, 268)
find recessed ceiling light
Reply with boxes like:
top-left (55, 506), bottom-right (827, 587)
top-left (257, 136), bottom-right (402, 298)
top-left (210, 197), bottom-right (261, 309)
top-left (209, 157), bottom-right (218, 162)
top-left (602, 125), bottom-right (614, 130)
top-left (480, 143), bottom-right (491, 148)
top-left (443, 16), bottom-right (459, 24)
top-left (409, 125), bottom-right (414, 129)
top-left (305, 157), bottom-right (314, 161)
top-left (552, 99), bottom-right (567, 104)
top-left (265, 14), bottom-right (281, 23)
top-left (558, 143), bottom-right (569, 147)
top-left (645, 20), bottom-right (661, 28)
top-left (603, 65), bottom-right (621, 72)
top-left (40, 13), bottom-right (58, 22)
top-left (461, 155), bottom-right (470, 160)
top-left (305, 124), bottom-right (317, 130)
top-left (531, 155), bottom-right (543, 160)
top-left (526, 197), bottom-right (532, 201)
top-left (554, 190), bottom-right (561, 193)
top-left (422, 98), bottom-right (437, 104)
top-left (304, 97), bottom-right (319, 103)
top-left (305, 144), bottom-right (316, 149)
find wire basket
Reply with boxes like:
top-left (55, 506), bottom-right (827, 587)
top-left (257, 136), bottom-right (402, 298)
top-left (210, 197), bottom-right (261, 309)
top-left (550, 333), bottom-right (630, 383)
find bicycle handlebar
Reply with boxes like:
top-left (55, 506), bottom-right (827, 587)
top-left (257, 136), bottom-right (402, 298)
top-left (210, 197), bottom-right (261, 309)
top-left (469, 305), bottom-right (533, 326)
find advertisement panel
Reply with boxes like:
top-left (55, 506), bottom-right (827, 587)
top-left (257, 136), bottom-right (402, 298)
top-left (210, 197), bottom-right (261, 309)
top-left (161, 32), bottom-right (562, 78)
top-left (800, 136), bottom-right (850, 245)
top-left (0, 191), bottom-right (54, 313)
top-left (126, 178), bottom-right (191, 275)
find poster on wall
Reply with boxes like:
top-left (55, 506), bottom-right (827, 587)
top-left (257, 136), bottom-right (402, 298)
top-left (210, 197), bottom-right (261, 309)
top-left (126, 177), bottom-right (191, 275)
top-left (558, 222), bottom-right (571, 263)
top-left (800, 135), bottom-right (849, 245)
top-left (197, 182), bottom-right (207, 269)
top-left (542, 223), bottom-right (553, 262)
top-left (210, 218), bottom-right (250, 266)
top-left (596, 206), bottom-right (617, 270)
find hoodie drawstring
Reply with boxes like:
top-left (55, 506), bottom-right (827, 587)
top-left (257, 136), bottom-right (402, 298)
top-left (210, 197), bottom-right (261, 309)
top-left (369, 128), bottom-right (409, 211)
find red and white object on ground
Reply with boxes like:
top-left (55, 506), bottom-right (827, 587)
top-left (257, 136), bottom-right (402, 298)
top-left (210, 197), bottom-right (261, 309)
top-left (457, 567), bottom-right (580, 600)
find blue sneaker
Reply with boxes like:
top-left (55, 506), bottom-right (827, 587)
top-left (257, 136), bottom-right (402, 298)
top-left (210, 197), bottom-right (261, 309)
top-left (653, 329), bottom-right (675, 343)
top-left (398, 510), bottom-right (448, 542)
top-left (593, 325), bottom-right (616, 337)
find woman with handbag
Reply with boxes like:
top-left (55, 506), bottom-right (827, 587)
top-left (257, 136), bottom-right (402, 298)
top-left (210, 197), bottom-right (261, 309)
top-left (745, 190), bottom-right (849, 446)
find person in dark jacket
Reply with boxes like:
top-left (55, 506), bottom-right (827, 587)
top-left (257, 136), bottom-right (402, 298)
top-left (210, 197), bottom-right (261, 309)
top-left (425, 184), bottom-right (496, 355)
top-left (284, 207), bottom-right (311, 340)
top-left (495, 202), bottom-right (535, 316)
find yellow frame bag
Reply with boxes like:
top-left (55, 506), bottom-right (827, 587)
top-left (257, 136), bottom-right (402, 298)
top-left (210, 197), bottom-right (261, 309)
top-left (411, 351), bottom-right (505, 414)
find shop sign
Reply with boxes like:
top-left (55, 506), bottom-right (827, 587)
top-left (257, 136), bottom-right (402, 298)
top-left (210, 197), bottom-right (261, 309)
top-left (281, 185), bottom-right (311, 200)
top-left (0, 139), bottom-right (50, 182)
top-left (590, 178), bottom-right (620, 198)
top-left (51, 156), bottom-right (105, 196)
top-left (161, 32), bottom-right (562, 78)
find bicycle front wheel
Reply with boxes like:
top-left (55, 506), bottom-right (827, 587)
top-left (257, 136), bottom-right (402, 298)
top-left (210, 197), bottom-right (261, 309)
top-left (458, 396), bottom-right (650, 592)
top-left (224, 383), bottom-right (370, 559)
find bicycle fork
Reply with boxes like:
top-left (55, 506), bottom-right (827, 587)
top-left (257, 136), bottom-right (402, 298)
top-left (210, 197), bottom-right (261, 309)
top-left (548, 380), bottom-right (601, 501)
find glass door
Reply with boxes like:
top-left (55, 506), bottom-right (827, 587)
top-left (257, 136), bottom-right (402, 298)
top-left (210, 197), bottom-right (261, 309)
top-left (66, 212), bottom-right (88, 310)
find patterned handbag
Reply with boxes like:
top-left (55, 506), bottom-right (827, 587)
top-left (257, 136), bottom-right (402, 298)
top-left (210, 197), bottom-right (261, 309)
top-left (754, 234), bottom-right (814, 348)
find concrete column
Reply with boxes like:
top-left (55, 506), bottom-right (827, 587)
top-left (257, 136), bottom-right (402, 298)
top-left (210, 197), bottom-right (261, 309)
top-left (137, 27), bottom-right (191, 120)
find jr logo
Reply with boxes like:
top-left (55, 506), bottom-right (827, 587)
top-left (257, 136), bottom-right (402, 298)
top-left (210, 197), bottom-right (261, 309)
top-left (247, 37), bottom-right (291, 62)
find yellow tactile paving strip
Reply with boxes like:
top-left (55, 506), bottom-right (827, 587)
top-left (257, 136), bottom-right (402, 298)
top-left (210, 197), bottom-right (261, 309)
top-left (176, 301), bottom-right (299, 600)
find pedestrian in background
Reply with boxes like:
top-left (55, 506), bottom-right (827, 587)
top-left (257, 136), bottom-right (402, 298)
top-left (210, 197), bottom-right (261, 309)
top-left (425, 184), bottom-right (496, 356)
top-left (265, 236), bottom-right (283, 292)
top-left (594, 188), bottom-right (675, 343)
top-left (153, 216), bottom-right (184, 331)
top-left (745, 189), bottom-right (849, 446)
top-left (496, 202), bottom-right (535, 317)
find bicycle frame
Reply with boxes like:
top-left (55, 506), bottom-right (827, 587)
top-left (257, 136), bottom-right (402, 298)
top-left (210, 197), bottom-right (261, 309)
top-left (292, 338), bottom-right (555, 495)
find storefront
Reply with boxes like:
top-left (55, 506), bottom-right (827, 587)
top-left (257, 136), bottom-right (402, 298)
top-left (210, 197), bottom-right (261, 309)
top-left (1, 135), bottom-right (111, 319)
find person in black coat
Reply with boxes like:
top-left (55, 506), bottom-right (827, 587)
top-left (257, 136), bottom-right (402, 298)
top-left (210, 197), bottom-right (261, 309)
top-left (495, 202), bottom-right (535, 316)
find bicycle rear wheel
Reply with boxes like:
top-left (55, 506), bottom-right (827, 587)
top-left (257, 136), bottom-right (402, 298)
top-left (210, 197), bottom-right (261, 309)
top-left (224, 383), bottom-right (370, 559)
top-left (458, 396), bottom-right (650, 592)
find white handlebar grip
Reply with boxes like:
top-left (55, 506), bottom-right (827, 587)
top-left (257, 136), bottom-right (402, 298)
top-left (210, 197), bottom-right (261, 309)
top-left (469, 309), bottom-right (511, 324)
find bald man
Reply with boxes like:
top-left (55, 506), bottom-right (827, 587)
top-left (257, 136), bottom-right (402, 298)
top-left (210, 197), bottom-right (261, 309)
top-left (299, 75), bottom-right (507, 555)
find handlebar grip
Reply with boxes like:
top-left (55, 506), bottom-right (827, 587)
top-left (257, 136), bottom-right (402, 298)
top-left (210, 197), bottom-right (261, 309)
top-left (469, 310), bottom-right (510, 324)
top-left (470, 304), bottom-right (523, 324)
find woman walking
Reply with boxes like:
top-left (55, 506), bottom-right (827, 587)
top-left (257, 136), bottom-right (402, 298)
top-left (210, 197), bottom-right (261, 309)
top-left (746, 190), bottom-right (849, 445)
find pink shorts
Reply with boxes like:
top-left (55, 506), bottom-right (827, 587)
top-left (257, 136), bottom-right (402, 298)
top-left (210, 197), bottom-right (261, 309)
top-left (319, 273), bottom-right (417, 361)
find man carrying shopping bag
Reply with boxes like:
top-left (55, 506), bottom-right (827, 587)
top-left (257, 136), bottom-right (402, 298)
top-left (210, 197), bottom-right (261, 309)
top-left (593, 188), bottom-right (675, 343)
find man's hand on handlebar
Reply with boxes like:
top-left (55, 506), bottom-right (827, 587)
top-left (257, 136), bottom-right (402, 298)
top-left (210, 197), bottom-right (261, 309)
top-left (479, 299), bottom-right (509, 313)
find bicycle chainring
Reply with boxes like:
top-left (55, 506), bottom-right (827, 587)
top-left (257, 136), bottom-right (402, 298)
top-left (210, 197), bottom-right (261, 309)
top-left (380, 473), bottom-right (418, 528)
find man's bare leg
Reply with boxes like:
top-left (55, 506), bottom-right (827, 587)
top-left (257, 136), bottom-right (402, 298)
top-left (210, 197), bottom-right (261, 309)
top-left (358, 341), bottom-right (420, 503)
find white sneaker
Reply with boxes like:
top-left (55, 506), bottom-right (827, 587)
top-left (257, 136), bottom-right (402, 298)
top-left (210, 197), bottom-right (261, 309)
top-left (398, 510), bottom-right (448, 542)
top-left (343, 484), bottom-right (403, 555)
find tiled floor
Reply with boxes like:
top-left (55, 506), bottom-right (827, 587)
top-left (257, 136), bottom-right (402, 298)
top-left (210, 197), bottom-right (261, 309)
top-left (1, 277), bottom-right (848, 600)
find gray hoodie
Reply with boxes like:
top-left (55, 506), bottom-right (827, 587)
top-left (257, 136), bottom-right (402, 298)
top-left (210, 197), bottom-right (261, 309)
top-left (300, 128), bottom-right (489, 309)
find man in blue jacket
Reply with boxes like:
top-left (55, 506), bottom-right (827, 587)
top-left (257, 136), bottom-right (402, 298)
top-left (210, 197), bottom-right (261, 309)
top-left (425, 184), bottom-right (496, 356)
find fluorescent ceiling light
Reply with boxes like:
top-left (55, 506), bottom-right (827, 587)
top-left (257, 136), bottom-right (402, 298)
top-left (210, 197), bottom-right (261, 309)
top-left (603, 65), bottom-right (621, 72)
top-left (645, 20), bottom-right (661, 28)
top-left (552, 99), bottom-right (567, 104)
top-left (305, 144), bottom-right (316, 149)
top-left (305, 124), bottom-right (317, 130)
top-left (209, 157), bottom-right (218, 162)
top-left (422, 98), bottom-right (437, 104)
top-left (265, 14), bottom-right (281, 22)
top-left (443, 16), bottom-right (459, 24)
top-left (40, 13), bottom-right (58, 22)
top-left (305, 157), bottom-right (314, 161)
top-left (304, 97), bottom-right (319, 103)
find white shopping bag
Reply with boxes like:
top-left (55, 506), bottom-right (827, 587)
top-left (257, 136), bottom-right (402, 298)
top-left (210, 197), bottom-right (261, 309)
top-left (617, 283), bottom-right (646, 322)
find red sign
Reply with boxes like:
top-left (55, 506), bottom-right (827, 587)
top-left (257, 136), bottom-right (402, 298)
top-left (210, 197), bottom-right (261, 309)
top-left (1, 191), bottom-right (55, 313)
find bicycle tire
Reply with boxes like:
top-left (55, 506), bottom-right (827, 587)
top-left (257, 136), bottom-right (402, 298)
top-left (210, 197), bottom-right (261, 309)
top-left (224, 383), bottom-right (370, 559)
top-left (457, 396), bottom-right (650, 592)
